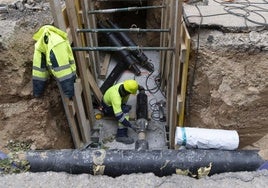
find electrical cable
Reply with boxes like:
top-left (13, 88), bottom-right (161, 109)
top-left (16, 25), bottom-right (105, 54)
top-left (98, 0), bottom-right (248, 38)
top-left (149, 98), bottom-right (161, 121)
top-left (221, 2), bottom-right (268, 27)
top-left (133, 61), bottom-right (165, 121)
top-left (213, 0), bottom-right (268, 26)
top-left (144, 62), bottom-right (165, 98)
top-left (185, 0), bottom-right (268, 27)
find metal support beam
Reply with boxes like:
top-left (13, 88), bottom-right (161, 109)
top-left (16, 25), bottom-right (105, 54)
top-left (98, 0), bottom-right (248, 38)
top-left (88, 5), bottom-right (166, 14)
top-left (76, 28), bottom-right (170, 33)
top-left (72, 46), bottom-right (175, 51)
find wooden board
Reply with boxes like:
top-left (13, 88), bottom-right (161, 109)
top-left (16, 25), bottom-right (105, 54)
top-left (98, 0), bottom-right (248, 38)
top-left (74, 79), bottom-right (91, 142)
top-left (178, 22), bottom-right (191, 126)
top-left (49, 0), bottom-right (72, 41)
top-left (66, 0), bottom-right (95, 127)
top-left (80, 0), bottom-right (97, 80)
top-left (67, 100), bottom-right (83, 148)
top-left (82, 0), bottom-right (101, 78)
top-left (99, 53), bottom-right (111, 79)
top-left (168, 0), bottom-right (183, 149)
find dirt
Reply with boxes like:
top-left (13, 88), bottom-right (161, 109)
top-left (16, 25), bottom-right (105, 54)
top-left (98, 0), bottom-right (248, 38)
top-left (0, 0), bottom-right (267, 164)
top-left (185, 29), bottom-right (268, 159)
top-left (0, 0), bottom-right (73, 153)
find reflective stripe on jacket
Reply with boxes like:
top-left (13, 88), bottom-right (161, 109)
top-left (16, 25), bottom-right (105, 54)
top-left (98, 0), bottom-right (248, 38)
top-left (32, 25), bottom-right (76, 98)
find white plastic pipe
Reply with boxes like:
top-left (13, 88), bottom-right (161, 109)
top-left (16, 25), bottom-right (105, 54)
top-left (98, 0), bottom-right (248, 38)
top-left (175, 127), bottom-right (239, 150)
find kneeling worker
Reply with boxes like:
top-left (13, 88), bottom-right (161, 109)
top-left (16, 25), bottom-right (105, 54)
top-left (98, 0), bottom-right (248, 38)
top-left (101, 79), bottom-right (144, 144)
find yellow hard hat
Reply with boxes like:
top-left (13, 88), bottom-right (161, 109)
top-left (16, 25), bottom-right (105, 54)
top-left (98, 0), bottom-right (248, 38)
top-left (123, 80), bottom-right (138, 94)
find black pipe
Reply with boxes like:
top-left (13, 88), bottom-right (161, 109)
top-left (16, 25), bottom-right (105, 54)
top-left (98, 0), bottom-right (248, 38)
top-left (106, 20), bottom-right (154, 72)
top-left (100, 62), bottom-right (126, 94)
top-left (136, 89), bottom-right (148, 120)
top-left (22, 149), bottom-right (266, 177)
top-left (98, 21), bottom-right (141, 76)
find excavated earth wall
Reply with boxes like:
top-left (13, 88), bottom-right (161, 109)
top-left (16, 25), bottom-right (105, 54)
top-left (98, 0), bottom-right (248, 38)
top-left (0, 0), bottom-right (73, 153)
top-left (186, 29), bottom-right (268, 158)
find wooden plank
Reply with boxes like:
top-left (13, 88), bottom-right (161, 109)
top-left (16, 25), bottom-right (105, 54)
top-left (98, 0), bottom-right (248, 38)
top-left (160, 0), bottom-right (170, 90)
top-left (49, 0), bottom-right (66, 31)
top-left (180, 42), bottom-right (187, 63)
top-left (67, 100), bottom-right (83, 148)
top-left (62, 5), bottom-right (69, 27)
top-left (49, 0), bottom-right (72, 41)
top-left (176, 94), bottom-right (183, 114)
top-left (99, 53), bottom-right (111, 79)
top-left (49, 0), bottom-right (83, 148)
top-left (166, 0), bottom-right (176, 148)
top-left (164, 0), bottom-right (174, 91)
top-left (69, 99), bottom-right (76, 116)
top-left (160, 0), bottom-right (167, 80)
top-left (178, 22), bottom-right (191, 126)
top-left (74, 79), bottom-right (91, 143)
top-left (65, 0), bottom-right (95, 126)
top-left (75, 0), bottom-right (86, 47)
top-left (87, 69), bottom-right (103, 103)
top-left (168, 0), bottom-right (183, 149)
top-left (81, 0), bottom-right (95, 78)
top-left (66, 28), bottom-right (73, 43)
top-left (82, 0), bottom-right (100, 79)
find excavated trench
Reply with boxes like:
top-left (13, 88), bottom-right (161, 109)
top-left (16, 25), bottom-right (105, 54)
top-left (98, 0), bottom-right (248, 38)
top-left (0, 0), bottom-right (267, 161)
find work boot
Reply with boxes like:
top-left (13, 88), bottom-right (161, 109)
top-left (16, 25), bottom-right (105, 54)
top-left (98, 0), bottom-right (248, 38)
top-left (116, 127), bottom-right (134, 144)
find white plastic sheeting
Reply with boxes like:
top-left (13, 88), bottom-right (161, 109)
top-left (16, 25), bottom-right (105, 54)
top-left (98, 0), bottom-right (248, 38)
top-left (175, 127), bottom-right (239, 150)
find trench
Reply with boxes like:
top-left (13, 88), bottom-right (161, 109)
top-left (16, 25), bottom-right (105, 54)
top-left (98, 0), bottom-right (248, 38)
top-left (0, 0), bottom-right (267, 157)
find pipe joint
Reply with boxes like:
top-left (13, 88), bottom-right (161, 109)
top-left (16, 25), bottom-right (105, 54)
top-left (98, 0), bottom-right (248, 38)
top-left (135, 118), bottom-right (148, 133)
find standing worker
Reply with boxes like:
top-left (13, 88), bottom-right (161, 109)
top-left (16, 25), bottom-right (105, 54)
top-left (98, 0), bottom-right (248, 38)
top-left (101, 79), bottom-right (144, 144)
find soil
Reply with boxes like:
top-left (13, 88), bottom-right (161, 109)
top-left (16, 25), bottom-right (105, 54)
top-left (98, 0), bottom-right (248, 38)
top-left (0, 0), bottom-right (267, 178)
top-left (0, 0), bottom-right (73, 153)
top-left (186, 29), bottom-right (268, 159)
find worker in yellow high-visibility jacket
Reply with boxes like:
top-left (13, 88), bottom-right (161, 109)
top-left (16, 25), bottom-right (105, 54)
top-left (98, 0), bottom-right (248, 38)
top-left (32, 25), bottom-right (76, 98)
top-left (101, 79), bottom-right (144, 144)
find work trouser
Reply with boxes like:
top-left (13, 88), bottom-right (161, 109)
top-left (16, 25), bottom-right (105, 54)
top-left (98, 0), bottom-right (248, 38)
top-left (101, 100), bottom-right (131, 116)
top-left (101, 100), bottom-right (131, 127)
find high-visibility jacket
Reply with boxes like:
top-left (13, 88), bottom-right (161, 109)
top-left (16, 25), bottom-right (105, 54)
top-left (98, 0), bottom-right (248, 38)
top-left (103, 83), bottom-right (131, 127)
top-left (32, 25), bottom-right (76, 98)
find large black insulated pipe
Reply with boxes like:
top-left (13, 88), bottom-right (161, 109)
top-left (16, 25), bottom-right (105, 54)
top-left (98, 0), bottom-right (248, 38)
top-left (21, 149), bottom-right (266, 177)
top-left (98, 21), bottom-right (141, 76)
top-left (136, 89), bottom-right (148, 120)
top-left (100, 61), bottom-right (126, 94)
top-left (106, 19), bottom-right (154, 72)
